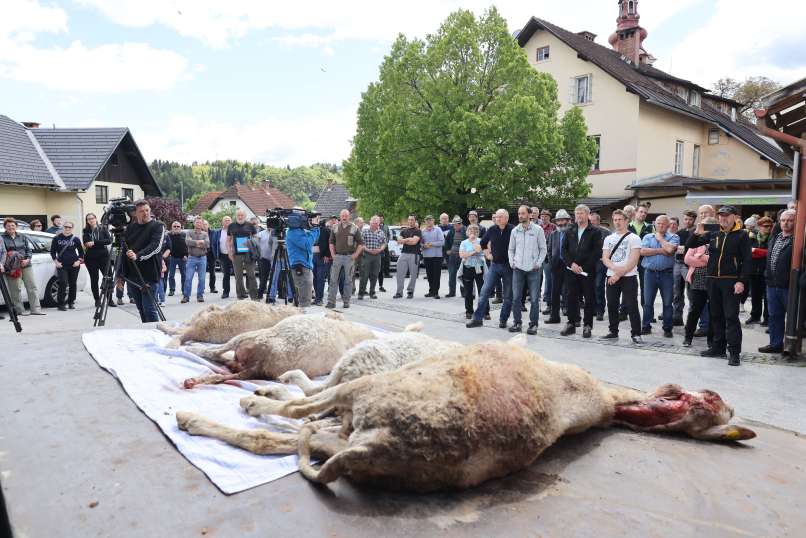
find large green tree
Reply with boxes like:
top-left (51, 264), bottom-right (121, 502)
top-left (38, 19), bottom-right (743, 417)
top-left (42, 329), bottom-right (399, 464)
top-left (344, 7), bottom-right (595, 220)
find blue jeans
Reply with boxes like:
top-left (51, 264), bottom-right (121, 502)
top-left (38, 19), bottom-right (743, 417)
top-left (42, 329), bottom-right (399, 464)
top-left (642, 268), bottom-right (674, 331)
top-left (131, 280), bottom-right (160, 322)
top-left (313, 254), bottom-right (330, 302)
top-left (512, 268), bottom-right (541, 325)
top-left (473, 262), bottom-right (512, 323)
top-left (156, 277), bottom-right (166, 303)
top-left (167, 256), bottom-right (186, 293)
top-left (595, 261), bottom-right (607, 315)
top-left (269, 257), bottom-right (294, 301)
top-left (767, 286), bottom-right (787, 348)
top-left (183, 255), bottom-right (207, 299)
top-left (543, 262), bottom-right (552, 304)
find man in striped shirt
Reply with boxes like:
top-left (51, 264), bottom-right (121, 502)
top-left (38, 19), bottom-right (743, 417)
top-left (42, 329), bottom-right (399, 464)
top-left (358, 216), bottom-right (387, 299)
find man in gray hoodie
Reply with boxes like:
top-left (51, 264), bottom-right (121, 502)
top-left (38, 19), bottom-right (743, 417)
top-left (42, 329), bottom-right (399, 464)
top-left (508, 205), bottom-right (547, 334)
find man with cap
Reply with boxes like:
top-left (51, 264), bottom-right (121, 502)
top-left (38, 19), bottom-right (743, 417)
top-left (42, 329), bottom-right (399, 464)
top-left (688, 205), bottom-right (752, 366)
top-left (444, 216), bottom-right (466, 297)
top-left (545, 209), bottom-right (571, 324)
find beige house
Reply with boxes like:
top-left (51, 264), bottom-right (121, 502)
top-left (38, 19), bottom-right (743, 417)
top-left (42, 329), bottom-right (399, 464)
top-left (189, 181), bottom-right (295, 221)
top-left (0, 114), bottom-right (161, 227)
top-left (517, 0), bottom-right (792, 218)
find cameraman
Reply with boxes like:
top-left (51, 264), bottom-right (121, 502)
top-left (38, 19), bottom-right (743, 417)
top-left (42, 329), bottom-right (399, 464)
top-left (119, 199), bottom-right (165, 322)
top-left (287, 213), bottom-right (321, 307)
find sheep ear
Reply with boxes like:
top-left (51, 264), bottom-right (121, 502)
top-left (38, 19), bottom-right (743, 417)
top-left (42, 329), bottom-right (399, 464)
top-left (695, 424), bottom-right (756, 442)
top-left (507, 334), bottom-right (528, 348)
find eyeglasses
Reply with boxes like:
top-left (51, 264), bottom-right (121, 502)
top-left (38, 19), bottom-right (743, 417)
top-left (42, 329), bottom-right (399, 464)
top-left (64, 226), bottom-right (73, 229)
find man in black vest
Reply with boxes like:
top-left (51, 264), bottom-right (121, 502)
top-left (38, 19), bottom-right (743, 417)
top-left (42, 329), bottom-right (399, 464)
top-left (560, 204), bottom-right (603, 338)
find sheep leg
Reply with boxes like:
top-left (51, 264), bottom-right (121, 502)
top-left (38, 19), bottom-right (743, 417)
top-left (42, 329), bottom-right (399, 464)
top-left (298, 424), bottom-right (370, 485)
top-left (156, 322), bottom-right (184, 336)
top-left (277, 369), bottom-right (321, 395)
top-left (339, 410), bottom-right (353, 439)
top-left (240, 385), bottom-right (349, 420)
top-left (254, 385), bottom-right (296, 400)
top-left (183, 370), bottom-right (251, 389)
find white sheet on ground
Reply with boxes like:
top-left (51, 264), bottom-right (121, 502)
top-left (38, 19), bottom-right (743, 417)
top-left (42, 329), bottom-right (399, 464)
top-left (82, 322), bottom-right (388, 494)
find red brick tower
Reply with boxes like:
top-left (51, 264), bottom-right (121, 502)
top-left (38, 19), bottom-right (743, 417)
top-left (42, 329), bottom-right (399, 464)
top-left (608, 0), bottom-right (650, 65)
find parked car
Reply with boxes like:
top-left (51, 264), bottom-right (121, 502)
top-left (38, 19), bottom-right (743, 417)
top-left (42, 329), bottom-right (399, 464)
top-left (387, 226), bottom-right (401, 271)
top-left (0, 230), bottom-right (88, 308)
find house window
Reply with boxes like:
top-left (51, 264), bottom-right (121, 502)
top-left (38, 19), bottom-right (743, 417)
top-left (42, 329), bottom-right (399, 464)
top-left (110, 153), bottom-right (119, 166)
top-left (688, 91), bottom-right (701, 107)
top-left (572, 74), bottom-right (592, 104)
top-left (628, 1), bottom-right (635, 14)
top-left (589, 135), bottom-right (601, 170)
top-left (122, 188), bottom-right (134, 201)
top-left (692, 145), bottom-right (701, 177)
top-left (536, 46), bottom-right (550, 62)
top-left (674, 141), bottom-right (684, 175)
top-left (708, 128), bottom-right (720, 145)
top-left (229, 201), bottom-right (237, 207)
top-left (95, 185), bottom-right (108, 204)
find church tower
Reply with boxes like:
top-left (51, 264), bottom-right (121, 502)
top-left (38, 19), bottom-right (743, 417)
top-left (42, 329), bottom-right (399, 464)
top-left (608, 0), bottom-right (653, 65)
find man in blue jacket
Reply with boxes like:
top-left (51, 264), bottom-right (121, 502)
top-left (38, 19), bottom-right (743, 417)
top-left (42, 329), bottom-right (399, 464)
top-left (286, 214), bottom-right (321, 307)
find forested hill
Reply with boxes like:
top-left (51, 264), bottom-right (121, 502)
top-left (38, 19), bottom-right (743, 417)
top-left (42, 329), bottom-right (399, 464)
top-left (149, 160), bottom-right (342, 211)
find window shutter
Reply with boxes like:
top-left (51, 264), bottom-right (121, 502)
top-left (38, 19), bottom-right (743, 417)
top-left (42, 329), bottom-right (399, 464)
top-left (587, 74), bottom-right (593, 103)
top-left (569, 78), bottom-right (577, 104)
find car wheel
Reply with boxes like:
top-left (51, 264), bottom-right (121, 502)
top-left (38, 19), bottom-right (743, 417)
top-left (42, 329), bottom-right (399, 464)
top-left (42, 276), bottom-right (59, 307)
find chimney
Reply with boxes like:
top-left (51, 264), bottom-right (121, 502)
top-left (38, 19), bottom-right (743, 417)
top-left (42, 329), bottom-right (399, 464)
top-left (577, 31), bottom-right (597, 42)
top-left (21, 121), bottom-right (40, 129)
top-left (608, 0), bottom-right (648, 66)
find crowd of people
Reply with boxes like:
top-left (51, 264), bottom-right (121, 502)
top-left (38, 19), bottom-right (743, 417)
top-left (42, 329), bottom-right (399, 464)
top-left (0, 199), bottom-right (799, 366)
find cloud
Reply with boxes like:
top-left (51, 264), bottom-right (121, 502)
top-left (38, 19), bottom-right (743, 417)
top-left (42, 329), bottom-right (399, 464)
top-left (668, 0), bottom-right (806, 85)
top-left (0, 0), bottom-right (190, 93)
top-left (135, 109), bottom-right (357, 166)
top-left (76, 0), bottom-right (700, 50)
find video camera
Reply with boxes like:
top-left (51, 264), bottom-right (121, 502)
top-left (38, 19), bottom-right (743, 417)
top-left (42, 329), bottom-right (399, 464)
top-left (101, 197), bottom-right (136, 230)
top-left (265, 207), bottom-right (320, 235)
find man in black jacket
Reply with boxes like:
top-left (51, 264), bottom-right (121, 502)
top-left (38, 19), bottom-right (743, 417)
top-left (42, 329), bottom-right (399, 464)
top-left (560, 204), bottom-right (603, 338)
top-left (120, 200), bottom-right (166, 322)
top-left (545, 209), bottom-right (571, 324)
top-left (759, 209), bottom-right (795, 354)
top-left (688, 205), bottom-right (752, 366)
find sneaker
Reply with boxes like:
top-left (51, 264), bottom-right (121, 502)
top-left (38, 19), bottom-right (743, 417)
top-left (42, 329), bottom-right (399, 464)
top-left (466, 319), bottom-right (483, 328)
top-left (343, 303), bottom-right (350, 309)
top-left (58, 305), bottom-right (67, 311)
top-left (325, 303), bottom-right (336, 309)
top-left (378, 287), bottom-right (386, 293)
top-left (484, 313), bottom-right (491, 320)
top-left (221, 293), bottom-right (229, 299)
top-left (560, 323), bottom-right (576, 336)
top-left (492, 297), bottom-right (503, 304)
top-left (641, 326), bottom-right (651, 335)
top-left (583, 325), bottom-right (592, 338)
top-left (117, 298), bottom-right (124, 306)
top-left (499, 321), bottom-right (508, 329)
top-left (600, 332), bottom-right (618, 340)
top-left (357, 294), bottom-right (364, 300)
top-left (544, 317), bottom-right (561, 324)
top-left (631, 335), bottom-right (644, 344)
top-left (424, 292), bottom-right (433, 298)
top-left (760, 320), bottom-right (769, 327)
top-left (526, 324), bottom-right (538, 335)
top-left (370, 294), bottom-right (378, 299)
top-left (663, 330), bottom-right (673, 338)
top-left (508, 323), bottom-right (522, 333)
top-left (19, 310), bottom-right (31, 316)
top-left (728, 353), bottom-right (741, 366)
top-left (197, 297), bottom-right (204, 302)
top-left (445, 293), bottom-right (456, 298)
top-left (574, 321), bottom-right (581, 328)
top-left (693, 328), bottom-right (708, 338)
top-left (68, 303), bottom-right (75, 310)
top-left (168, 290), bottom-right (175, 296)
top-left (406, 292), bottom-right (413, 299)
top-left (542, 307), bottom-right (551, 315)
top-left (700, 348), bottom-right (727, 358)
top-left (393, 293), bottom-right (403, 299)
top-left (108, 300), bottom-right (117, 307)
top-left (129, 298), bottom-right (135, 304)
top-left (210, 289), bottom-right (219, 293)
top-left (521, 305), bottom-right (528, 312)
top-left (758, 344), bottom-right (783, 353)
top-left (596, 313), bottom-right (604, 321)
top-left (682, 337), bottom-right (692, 347)
top-left (313, 300), bottom-right (323, 306)
top-left (181, 297), bottom-right (189, 303)
top-left (31, 311), bottom-right (45, 315)
top-left (433, 295), bottom-right (441, 300)
top-left (745, 318), bottom-right (760, 326)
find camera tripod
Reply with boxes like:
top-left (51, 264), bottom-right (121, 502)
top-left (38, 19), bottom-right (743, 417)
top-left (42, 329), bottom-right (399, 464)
top-left (0, 272), bottom-right (22, 332)
top-left (265, 233), bottom-right (299, 307)
top-left (94, 230), bottom-right (166, 326)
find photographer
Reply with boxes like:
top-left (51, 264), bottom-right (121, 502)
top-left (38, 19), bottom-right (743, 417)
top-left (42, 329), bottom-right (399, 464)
top-left (286, 212), bottom-right (321, 307)
top-left (50, 221), bottom-right (84, 311)
top-left (227, 209), bottom-right (258, 300)
top-left (119, 199), bottom-right (166, 322)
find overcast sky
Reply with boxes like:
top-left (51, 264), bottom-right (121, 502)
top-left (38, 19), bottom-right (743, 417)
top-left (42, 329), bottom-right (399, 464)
top-left (2, 0), bottom-right (804, 166)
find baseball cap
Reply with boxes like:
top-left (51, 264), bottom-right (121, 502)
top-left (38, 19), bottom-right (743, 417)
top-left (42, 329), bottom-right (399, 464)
top-left (718, 205), bottom-right (738, 215)
top-left (452, 216), bottom-right (462, 224)
top-left (425, 214), bottom-right (434, 220)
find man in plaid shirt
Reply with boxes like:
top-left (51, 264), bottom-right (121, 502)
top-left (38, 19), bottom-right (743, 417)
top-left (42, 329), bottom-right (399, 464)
top-left (358, 215), bottom-right (387, 299)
